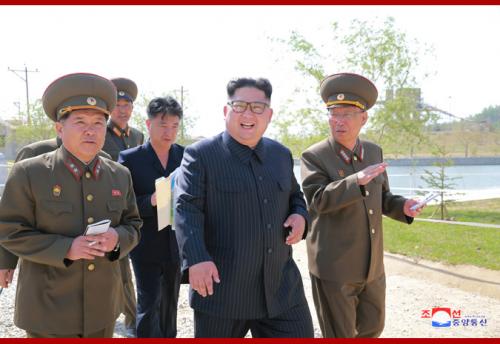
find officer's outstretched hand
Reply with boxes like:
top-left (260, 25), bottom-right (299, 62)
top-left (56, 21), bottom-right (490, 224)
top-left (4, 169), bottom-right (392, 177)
top-left (0, 269), bottom-right (14, 288)
top-left (65, 236), bottom-right (106, 261)
top-left (404, 199), bottom-right (423, 218)
top-left (284, 214), bottom-right (306, 245)
top-left (356, 162), bottom-right (388, 186)
top-left (189, 261), bottom-right (220, 297)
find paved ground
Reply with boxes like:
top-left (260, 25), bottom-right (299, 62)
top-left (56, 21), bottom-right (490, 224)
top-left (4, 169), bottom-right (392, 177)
top-left (1, 241), bottom-right (499, 338)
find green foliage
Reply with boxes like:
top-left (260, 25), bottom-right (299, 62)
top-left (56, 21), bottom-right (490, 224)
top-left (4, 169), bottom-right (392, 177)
top-left (421, 198), bottom-right (500, 224)
top-left (7, 99), bottom-right (55, 146)
top-left (130, 91), bottom-right (199, 147)
top-left (272, 17), bottom-right (437, 157)
top-left (342, 17), bottom-right (420, 90)
top-left (385, 198), bottom-right (500, 270)
top-left (366, 92), bottom-right (438, 157)
top-left (384, 198), bottom-right (500, 270)
top-left (129, 93), bottom-right (151, 138)
top-left (468, 104), bottom-right (500, 130)
top-left (384, 218), bottom-right (500, 270)
top-left (271, 95), bottom-right (330, 157)
top-left (418, 144), bottom-right (461, 220)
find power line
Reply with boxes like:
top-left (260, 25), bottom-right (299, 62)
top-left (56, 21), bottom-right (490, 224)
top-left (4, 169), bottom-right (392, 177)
top-left (8, 65), bottom-right (39, 125)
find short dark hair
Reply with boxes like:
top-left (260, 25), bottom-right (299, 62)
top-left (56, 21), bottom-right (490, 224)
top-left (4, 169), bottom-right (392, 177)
top-left (227, 78), bottom-right (272, 100)
top-left (147, 96), bottom-right (183, 120)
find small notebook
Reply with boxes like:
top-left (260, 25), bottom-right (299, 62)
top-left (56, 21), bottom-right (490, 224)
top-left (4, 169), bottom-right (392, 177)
top-left (84, 219), bottom-right (111, 236)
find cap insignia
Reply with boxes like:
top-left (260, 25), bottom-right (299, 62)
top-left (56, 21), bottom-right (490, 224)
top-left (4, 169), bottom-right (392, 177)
top-left (87, 97), bottom-right (97, 106)
top-left (118, 91), bottom-right (125, 96)
top-left (337, 93), bottom-right (345, 101)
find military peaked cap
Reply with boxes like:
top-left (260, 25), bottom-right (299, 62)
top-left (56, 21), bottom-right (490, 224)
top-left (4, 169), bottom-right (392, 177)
top-left (320, 72), bottom-right (378, 111)
top-left (111, 77), bottom-right (138, 103)
top-left (42, 73), bottom-right (117, 122)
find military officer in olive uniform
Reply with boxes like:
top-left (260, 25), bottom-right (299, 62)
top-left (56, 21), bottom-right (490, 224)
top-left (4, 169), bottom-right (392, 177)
top-left (0, 135), bottom-right (112, 293)
top-left (0, 73), bottom-right (142, 338)
top-left (101, 77), bottom-right (143, 337)
top-left (301, 73), bottom-right (423, 338)
top-left (102, 77), bottom-right (144, 160)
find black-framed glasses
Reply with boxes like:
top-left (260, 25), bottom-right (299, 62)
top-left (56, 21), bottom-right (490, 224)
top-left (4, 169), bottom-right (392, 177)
top-left (227, 101), bottom-right (269, 115)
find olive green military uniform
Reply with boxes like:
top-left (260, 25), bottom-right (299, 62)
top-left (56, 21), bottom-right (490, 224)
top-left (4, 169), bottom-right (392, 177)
top-left (15, 137), bottom-right (61, 161)
top-left (0, 72), bottom-right (142, 337)
top-left (103, 124), bottom-right (142, 335)
top-left (15, 137), bottom-right (112, 163)
top-left (102, 77), bottom-right (144, 161)
top-left (0, 139), bottom-right (112, 276)
top-left (103, 123), bottom-right (144, 161)
top-left (0, 146), bottom-right (141, 336)
top-left (101, 77), bottom-right (143, 335)
top-left (301, 73), bottom-right (412, 338)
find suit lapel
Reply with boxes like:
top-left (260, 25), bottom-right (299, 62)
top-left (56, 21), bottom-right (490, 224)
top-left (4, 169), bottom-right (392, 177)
top-left (146, 141), bottom-right (166, 176)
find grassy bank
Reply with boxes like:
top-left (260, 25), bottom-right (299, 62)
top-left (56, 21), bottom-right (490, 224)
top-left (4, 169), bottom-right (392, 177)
top-left (384, 198), bottom-right (500, 270)
top-left (420, 198), bottom-right (500, 224)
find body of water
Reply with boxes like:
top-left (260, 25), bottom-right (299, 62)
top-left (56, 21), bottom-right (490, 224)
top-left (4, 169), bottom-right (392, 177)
top-left (293, 164), bottom-right (500, 202)
top-left (2, 162), bottom-right (499, 202)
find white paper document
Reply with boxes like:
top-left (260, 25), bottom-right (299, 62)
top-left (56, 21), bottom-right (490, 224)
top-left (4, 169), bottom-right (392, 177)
top-left (84, 219), bottom-right (111, 236)
top-left (155, 176), bottom-right (173, 231)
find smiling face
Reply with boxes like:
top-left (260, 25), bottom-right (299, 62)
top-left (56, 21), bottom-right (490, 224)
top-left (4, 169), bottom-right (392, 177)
top-left (328, 105), bottom-right (368, 150)
top-left (224, 86), bottom-right (273, 148)
top-left (56, 109), bottom-right (107, 163)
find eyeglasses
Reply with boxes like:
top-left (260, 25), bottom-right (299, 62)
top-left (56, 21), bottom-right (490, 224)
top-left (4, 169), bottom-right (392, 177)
top-left (328, 108), bottom-right (364, 121)
top-left (227, 101), bottom-right (269, 115)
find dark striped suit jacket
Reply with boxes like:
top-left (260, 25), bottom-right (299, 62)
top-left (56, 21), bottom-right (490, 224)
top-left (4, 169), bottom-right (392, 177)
top-left (174, 131), bottom-right (310, 319)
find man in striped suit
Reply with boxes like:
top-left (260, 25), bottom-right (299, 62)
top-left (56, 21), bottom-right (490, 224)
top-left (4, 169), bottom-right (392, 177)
top-left (174, 77), bottom-right (314, 338)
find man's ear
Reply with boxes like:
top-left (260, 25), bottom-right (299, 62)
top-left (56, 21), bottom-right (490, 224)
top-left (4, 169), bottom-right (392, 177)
top-left (361, 111), bottom-right (368, 126)
top-left (268, 108), bottom-right (273, 123)
top-left (55, 121), bottom-right (63, 138)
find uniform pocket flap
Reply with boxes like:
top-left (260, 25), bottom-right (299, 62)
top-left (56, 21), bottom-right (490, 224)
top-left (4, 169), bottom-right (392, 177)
top-left (42, 201), bottom-right (73, 215)
top-left (107, 199), bottom-right (125, 212)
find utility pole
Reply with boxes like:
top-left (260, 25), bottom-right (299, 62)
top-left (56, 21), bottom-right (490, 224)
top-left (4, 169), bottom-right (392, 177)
top-left (8, 65), bottom-right (39, 125)
top-left (175, 86), bottom-right (188, 141)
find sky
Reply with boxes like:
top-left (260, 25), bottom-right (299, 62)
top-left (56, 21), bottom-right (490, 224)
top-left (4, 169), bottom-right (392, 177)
top-left (0, 5), bottom-right (499, 137)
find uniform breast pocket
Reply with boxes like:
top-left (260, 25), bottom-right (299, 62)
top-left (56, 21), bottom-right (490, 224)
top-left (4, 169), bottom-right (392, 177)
top-left (41, 200), bottom-right (73, 216)
top-left (107, 199), bottom-right (126, 225)
top-left (38, 201), bottom-right (73, 234)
